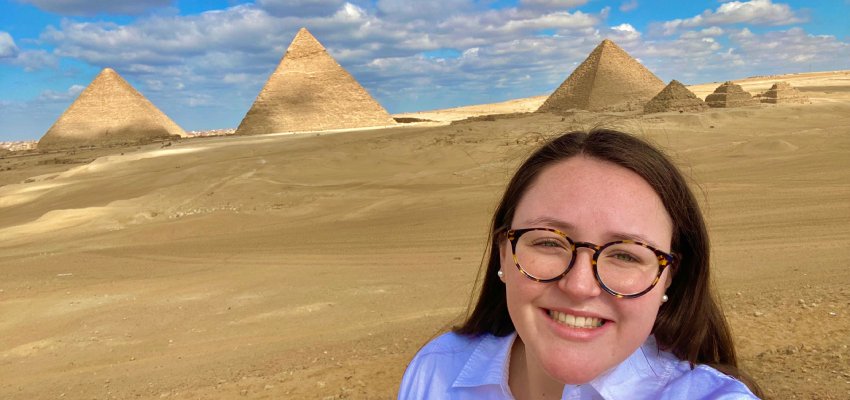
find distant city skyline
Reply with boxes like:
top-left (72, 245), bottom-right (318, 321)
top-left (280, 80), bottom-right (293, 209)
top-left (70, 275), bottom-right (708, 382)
top-left (1, 0), bottom-right (848, 141)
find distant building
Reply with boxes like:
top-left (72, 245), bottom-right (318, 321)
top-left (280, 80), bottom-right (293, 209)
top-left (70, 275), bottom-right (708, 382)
top-left (705, 81), bottom-right (759, 108)
top-left (760, 82), bottom-right (809, 104)
top-left (0, 141), bottom-right (38, 152)
top-left (644, 80), bottom-right (709, 114)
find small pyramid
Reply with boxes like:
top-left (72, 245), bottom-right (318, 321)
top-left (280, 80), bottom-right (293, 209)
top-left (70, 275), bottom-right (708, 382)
top-left (38, 68), bottom-right (185, 150)
top-left (537, 39), bottom-right (665, 113)
top-left (760, 81), bottom-right (808, 104)
top-left (644, 80), bottom-right (708, 114)
top-left (705, 81), bottom-right (759, 108)
top-left (236, 28), bottom-right (396, 135)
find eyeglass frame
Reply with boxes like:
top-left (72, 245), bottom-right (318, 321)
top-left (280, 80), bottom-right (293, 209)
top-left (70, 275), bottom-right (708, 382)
top-left (503, 227), bottom-right (678, 299)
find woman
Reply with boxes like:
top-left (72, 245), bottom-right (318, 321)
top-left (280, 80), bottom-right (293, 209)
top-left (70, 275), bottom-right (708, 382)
top-left (399, 129), bottom-right (763, 399)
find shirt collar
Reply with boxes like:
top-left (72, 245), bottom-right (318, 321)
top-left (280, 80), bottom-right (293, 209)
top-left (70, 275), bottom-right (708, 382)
top-left (452, 332), bottom-right (517, 388)
top-left (589, 335), bottom-right (678, 398)
top-left (450, 333), bottom-right (678, 399)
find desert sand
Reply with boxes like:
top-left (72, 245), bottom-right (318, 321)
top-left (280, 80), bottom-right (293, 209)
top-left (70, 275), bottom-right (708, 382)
top-left (1, 70), bottom-right (849, 399)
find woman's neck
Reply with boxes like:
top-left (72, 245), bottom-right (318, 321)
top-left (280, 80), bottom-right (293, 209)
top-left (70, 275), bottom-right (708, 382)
top-left (508, 337), bottom-right (565, 400)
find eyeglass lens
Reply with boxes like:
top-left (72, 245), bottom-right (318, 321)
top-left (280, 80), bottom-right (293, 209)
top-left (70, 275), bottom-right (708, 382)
top-left (514, 229), bottom-right (661, 296)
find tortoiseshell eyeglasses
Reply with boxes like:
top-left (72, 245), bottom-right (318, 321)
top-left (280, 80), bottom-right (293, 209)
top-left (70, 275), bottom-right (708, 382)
top-left (506, 228), bottom-right (677, 299)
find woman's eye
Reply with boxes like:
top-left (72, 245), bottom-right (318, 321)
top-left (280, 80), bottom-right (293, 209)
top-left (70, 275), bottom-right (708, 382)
top-left (534, 240), bottom-right (563, 248)
top-left (611, 253), bottom-right (638, 262)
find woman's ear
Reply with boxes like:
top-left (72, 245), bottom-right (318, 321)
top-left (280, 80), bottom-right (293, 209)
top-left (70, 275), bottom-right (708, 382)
top-left (664, 262), bottom-right (677, 290)
top-left (497, 236), bottom-right (509, 282)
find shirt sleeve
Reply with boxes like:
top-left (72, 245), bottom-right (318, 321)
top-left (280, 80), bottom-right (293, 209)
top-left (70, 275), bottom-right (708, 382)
top-left (398, 335), bottom-right (460, 400)
top-left (398, 348), bottom-right (434, 399)
top-left (398, 332), bottom-right (486, 400)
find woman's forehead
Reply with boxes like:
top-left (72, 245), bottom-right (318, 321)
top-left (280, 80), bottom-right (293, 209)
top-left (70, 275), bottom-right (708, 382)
top-left (513, 157), bottom-right (673, 243)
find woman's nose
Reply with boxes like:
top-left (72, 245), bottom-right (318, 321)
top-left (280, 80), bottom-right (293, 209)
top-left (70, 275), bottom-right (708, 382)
top-left (557, 248), bottom-right (603, 299)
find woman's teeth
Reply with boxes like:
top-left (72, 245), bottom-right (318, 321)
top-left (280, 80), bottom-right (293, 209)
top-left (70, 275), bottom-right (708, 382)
top-left (548, 310), bottom-right (604, 328)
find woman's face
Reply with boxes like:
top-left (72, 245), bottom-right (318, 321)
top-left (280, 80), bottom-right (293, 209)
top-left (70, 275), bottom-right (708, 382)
top-left (500, 155), bottom-right (674, 385)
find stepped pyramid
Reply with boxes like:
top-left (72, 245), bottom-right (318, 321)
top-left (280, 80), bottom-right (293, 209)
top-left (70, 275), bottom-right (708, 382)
top-left (705, 81), bottom-right (758, 108)
top-left (236, 28), bottom-right (395, 135)
top-left (537, 39), bottom-right (665, 113)
top-left (38, 68), bottom-right (185, 150)
top-left (644, 80), bottom-right (708, 114)
top-left (760, 81), bottom-right (808, 104)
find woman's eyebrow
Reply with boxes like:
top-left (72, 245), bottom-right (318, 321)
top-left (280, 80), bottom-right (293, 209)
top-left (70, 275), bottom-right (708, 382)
top-left (522, 216), bottom-right (576, 231)
top-left (609, 231), bottom-right (663, 249)
top-left (523, 216), bottom-right (664, 248)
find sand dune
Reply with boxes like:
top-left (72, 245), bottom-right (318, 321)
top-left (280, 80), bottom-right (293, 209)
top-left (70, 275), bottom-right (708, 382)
top-left (1, 71), bottom-right (849, 399)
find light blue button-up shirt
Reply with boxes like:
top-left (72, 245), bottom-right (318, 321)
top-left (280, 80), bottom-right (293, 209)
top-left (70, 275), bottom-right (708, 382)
top-left (399, 332), bottom-right (759, 399)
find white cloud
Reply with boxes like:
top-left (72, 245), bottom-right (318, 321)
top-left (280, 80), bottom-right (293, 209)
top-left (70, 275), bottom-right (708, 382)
top-left (658, 0), bottom-right (805, 35)
top-left (376, 0), bottom-right (474, 20)
top-left (11, 49), bottom-right (59, 71)
top-left (438, 8), bottom-right (599, 41)
top-left (728, 27), bottom-right (850, 70)
top-left (519, 0), bottom-right (589, 10)
top-left (610, 23), bottom-right (640, 41)
top-left (257, 0), bottom-right (346, 17)
top-left (0, 31), bottom-right (19, 58)
top-left (0, 31), bottom-right (58, 71)
top-left (680, 26), bottom-right (725, 39)
top-left (38, 84), bottom-right (84, 102)
top-left (41, 6), bottom-right (288, 67)
top-left (619, 0), bottom-right (638, 12)
top-left (711, 0), bottom-right (803, 24)
top-left (185, 93), bottom-right (213, 107)
top-left (700, 26), bottom-right (724, 36)
top-left (19, 0), bottom-right (174, 16)
top-left (222, 73), bottom-right (252, 84)
top-left (643, 26), bottom-right (850, 84)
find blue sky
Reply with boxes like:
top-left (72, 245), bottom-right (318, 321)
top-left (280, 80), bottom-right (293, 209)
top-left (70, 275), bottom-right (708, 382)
top-left (1, 0), bottom-right (848, 141)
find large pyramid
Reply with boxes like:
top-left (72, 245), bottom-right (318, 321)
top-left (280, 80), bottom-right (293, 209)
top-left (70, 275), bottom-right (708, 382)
top-left (38, 68), bottom-right (185, 150)
top-left (705, 81), bottom-right (759, 108)
top-left (236, 28), bottom-right (396, 135)
top-left (644, 80), bottom-right (708, 114)
top-left (760, 81), bottom-right (808, 104)
top-left (537, 39), bottom-right (665, 113)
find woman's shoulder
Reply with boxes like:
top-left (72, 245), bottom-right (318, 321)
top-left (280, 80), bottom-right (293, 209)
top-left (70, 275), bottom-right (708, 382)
top-left (415, 331), bottom-right (485, 356)
top-left (401, 331), bottom-right (493, 379)
top-left (662, 361), bottom-right (760, 399)
top-left (399, 332), bottom-right (514, 399)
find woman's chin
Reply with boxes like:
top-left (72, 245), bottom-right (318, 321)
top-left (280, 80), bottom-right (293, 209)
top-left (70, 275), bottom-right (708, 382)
top-left (541, 358), bottom-right (602, 385)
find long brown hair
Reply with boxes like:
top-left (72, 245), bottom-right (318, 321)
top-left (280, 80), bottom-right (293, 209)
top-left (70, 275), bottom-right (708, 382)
top-left (454, 129), bottom-right (763, 396)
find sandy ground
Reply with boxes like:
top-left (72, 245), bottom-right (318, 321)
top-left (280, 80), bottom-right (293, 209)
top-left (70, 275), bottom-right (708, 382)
top-left (1, 71), bottom-right (849, 399)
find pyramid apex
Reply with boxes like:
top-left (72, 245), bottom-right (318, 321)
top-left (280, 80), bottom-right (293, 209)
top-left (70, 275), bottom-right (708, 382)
top-left (287, 27), bottom-right (326, 55)
top-left (98, 67), bottom-right (119, 77)
top-left (597, 39), bottom-right (621, 49)
top-left (293, 27), bottom-right (318, 41)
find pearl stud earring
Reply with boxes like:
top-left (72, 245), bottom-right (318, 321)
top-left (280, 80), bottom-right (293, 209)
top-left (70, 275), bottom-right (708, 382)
top-left (662, 294), bottom-right (669, 303)
top-left (497, 270), bottom-right (504, 278)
